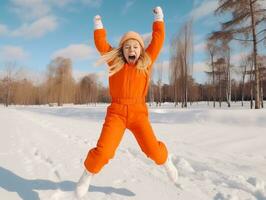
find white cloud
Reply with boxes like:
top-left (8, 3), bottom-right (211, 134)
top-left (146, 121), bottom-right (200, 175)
top-left (231, 52), bottom-right (251, 65)
top-left (193, 51), bottom-right (250, 73)
top-left (193, 62), bottom-right (209, 72)
top-left (194, 34), bottom-right (205, 43)
top-left (12, 16), bottom-right (57, 38)
top-left (9, 0), bottom-right (103, 22)
top-left (0, 24), bottom-right (9, 35)
top-left (10, 0), bottom-right (51, 20)
top-left (81, 0), bottom-right (102, 7)
top-left (52, 44), bottom-right (96, 61)
top-left (73, 69), bottom-right (107, 85)
top-left (48, 0), bottom-right (102, 8)
top-left (48, 0), bottom-right (74, 8)
top-left (194, 42), bottom-right (206, 53)
top-left (190, 0), bottom-right (218, 21)
top-left (4, 0), bottom-right (102, 40)
top-left (122, 0), bottom-right (135, 15)
top-left (193, 0), bottom-right (202, 7)
top-left (0, 45), bottom-right (29, 61)
top-left (73, 70), bottom-right (90, 81)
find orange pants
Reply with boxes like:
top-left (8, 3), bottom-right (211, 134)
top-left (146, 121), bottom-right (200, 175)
top-left (84, 98), bottom-right (168, 174)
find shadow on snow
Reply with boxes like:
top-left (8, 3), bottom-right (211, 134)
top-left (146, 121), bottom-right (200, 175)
top-left (0, 166), bottom-right (135, 200)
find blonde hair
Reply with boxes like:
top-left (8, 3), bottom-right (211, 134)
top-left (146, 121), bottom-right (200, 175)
top-left (97, 46), bottom-right (151, 76)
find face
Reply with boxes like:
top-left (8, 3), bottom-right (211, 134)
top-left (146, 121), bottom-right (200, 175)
top-left (122, 39), bottom-right (141, 65)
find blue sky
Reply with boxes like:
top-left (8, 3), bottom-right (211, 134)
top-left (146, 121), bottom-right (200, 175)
top-left (0, 0), bottom-right (264, 85)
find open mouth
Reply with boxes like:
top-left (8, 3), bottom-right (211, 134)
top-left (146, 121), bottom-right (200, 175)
top-left (128, 55), bottom-right (136, 63)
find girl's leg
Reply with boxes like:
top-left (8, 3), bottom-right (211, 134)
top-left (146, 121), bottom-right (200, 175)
top-left (128, 116), bottom-right (178, 182)
top-left (76, 111), bottom-right (126, 198)
top-left (84, 112), bottom-right (126, 174)
top-left (128, 116), bottom-right (168, 165)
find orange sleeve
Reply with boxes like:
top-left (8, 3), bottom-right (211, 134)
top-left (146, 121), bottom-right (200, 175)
top-left (94, 29), bottom-right (113, 55)
top-left (145, 21), bottom-right (165, 67)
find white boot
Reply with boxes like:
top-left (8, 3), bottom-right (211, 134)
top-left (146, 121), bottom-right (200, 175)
top-left (75, 170), bottom-right (93, 199)
top-left (163, 154), bottom-right (178, 183)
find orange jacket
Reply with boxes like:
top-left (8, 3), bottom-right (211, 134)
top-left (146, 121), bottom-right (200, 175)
top-left (94, 21), bottom-right (165, 101)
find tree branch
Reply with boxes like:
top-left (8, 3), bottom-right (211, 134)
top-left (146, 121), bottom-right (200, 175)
top-left (232, 37), bottom-right (254, 42)
top-left (255, 17), bottom-right (266, 26)
top-left (215, 0), bottom-right (237, 15)
top-left (257, 37), bottom-right (266, 44)
top-left (229, 25), bottom-right (253, 34)
top-left (254, 9), bottom-right (266, 13)
top-left (222, 12), bottom-right (250, 30)
top-left (256, 29), bottom-right (266, 36)
top-left (251, 0), bottom-right (258, 4)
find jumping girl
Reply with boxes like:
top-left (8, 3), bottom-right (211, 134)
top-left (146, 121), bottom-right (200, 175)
top-left (75, 6), bottom-right (178, 199)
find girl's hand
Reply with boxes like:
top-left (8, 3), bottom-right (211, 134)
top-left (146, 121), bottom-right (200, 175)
top-left (94, 15), bottom-right (103, 29)
top-left (153, 6), bottom-right (164, 22)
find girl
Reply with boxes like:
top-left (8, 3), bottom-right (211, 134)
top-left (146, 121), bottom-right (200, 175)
top-left (75, 6), bottom-right (178, 199)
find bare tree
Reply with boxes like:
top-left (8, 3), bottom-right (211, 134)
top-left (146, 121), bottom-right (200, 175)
top-left (170, 20), bottom-right (193, 108)
top-left (1, 62), bottom-right (17, 107)
top-left (46, 57), bottom-right (75, 106)
top-left (214, 58), bottom-right (227, 107)
top-left (169, 36), bottom-right (179, 106)
top-left (239, 55), bottom-right (251, 106)
top-left (246, 58), bottom-right (255, 109)
top-left (156, 62), bottom-right (163, 107)
top-left (209, 29), bottom-right (234, 108)
top-left (13, 78), bottom-right (35, 105)
top-left (221, 40), bottom-right (232, 107)
top-left (80, 74), bottom-right (99, 105)
top-left (215, 0), bottom-right (266, 109)
top-left (257, 55), bottom-right (266, 108)
top-left (148, 67), bottom-right (155, 106)
top-left (206, 37), bottom-right (219, 107)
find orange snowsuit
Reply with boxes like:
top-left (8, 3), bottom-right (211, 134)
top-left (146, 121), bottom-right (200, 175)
top-left (84, 21), bottom-right (168, 174)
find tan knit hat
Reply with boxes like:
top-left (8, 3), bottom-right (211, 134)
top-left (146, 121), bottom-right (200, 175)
top-left (119, 31), bottom-right (144, 48)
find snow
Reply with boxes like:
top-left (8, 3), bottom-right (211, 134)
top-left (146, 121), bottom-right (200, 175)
top-left (0, 102), bottom-right (266, 200)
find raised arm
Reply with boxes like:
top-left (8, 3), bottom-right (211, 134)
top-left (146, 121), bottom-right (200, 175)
top-left (145, 7), bottom-right (165, 65)
top-left (93, 15), bottom-right (112, 54)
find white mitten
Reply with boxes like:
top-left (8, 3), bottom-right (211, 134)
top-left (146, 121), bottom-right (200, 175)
top-left (153, 6), bottom-right (164, 22)
top-left (94, 15), bottom-right (103, 30)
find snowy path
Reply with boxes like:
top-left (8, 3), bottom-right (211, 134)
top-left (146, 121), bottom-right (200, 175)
top-left (0, 104), bottom-right (266, 200)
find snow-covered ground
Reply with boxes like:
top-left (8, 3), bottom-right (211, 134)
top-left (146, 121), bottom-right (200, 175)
top-left (0, 102), bottom-right (266, 200)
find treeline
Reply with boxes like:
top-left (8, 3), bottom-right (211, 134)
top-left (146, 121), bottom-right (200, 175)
top-left (148, 73), bottom-right (266, 108)
top-left (0, 57), bottom-right (110, 106)
top-left (0, 55), bottom-right (265, 107)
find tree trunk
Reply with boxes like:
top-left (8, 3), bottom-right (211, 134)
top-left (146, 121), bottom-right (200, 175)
top-left (249, 0), bottom-right (260, 109)
top-left (241, 63), bottom-right (247, 107)
top-left (219, 72), bottom-right (222, 108)
top-left (227, 50), bottom-right (231, 107)
top-left (211, 53), bottom-right (216, 108)
top-left (261, 82), bottom-right (264, 108)
top-left (250, 72), bottom-right (254, 109)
